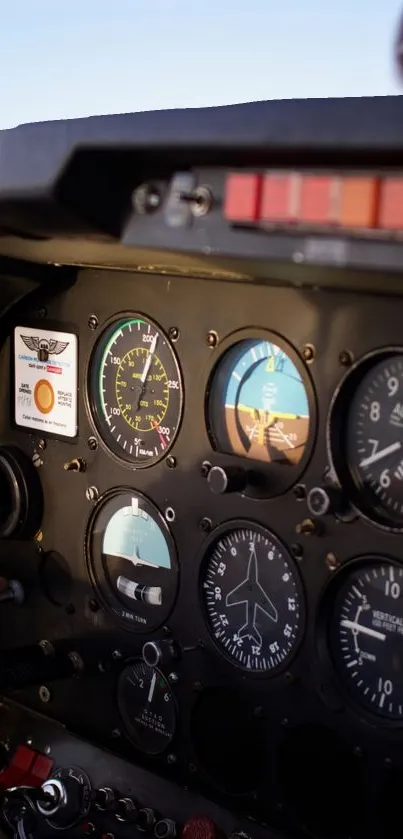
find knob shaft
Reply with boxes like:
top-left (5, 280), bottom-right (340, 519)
top-left (207, 466), bottom-right (246, 495)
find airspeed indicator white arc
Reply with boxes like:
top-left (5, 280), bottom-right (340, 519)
top-left (89, 315), bottom-right (183, 466)
top-left (200, 521), bottom-right (305, 673)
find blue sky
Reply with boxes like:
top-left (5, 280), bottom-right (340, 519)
top-left (0, 0), bottom-right (402, 128)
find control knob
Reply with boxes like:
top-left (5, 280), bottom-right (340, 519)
top-left (207, 466), bottom-right (247, 495)
top-left (307, 485), bottom-right (345, 517)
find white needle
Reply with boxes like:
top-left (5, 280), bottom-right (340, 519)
top-left (140, 333), bottom-right (158, 384)
top-left (148, 670), bottom-right (157, 703)
top-left (359, 441), bottom-right (401, 469)
top-left (340, 619), bottom-right (386, 641)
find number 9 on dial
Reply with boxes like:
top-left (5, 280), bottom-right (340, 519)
top-left (329, 350), bottom-right (403, 530)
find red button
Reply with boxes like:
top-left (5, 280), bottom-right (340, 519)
top-left (224, 173), bottom-right (262, 222)
top-left (260, 173), bottom-right (298, 222)
top-left (0, 745), bottom-right (53, 789)
top-left (299, 176), bottom-right (336, 224)
top-left (183, 817), bottom-right (222, 839)
top-left (378, 178), bottom-right (403, 229)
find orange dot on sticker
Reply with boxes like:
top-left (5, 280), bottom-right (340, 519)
top-left (34, 379), bottom-right (54, 414)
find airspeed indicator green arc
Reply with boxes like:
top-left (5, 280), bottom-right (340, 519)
top-left (89, 316), bottom-right (183, 466)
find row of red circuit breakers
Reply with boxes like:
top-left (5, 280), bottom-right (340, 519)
top-left (223, 172), bottom-right (403, 231)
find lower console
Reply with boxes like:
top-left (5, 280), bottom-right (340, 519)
top-left (0, 701), bottom-right (278, 839)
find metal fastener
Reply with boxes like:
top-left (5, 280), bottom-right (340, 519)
top-left (207, 330), bottom-right (218, 348)
top-left (87, 437), bottom-right (98, 451)
top-left (88, 315), bottom-right (99, 330)
top-left (86, 486), bottom-right (99, 503)
top-left (39, 685), bottom-right (51, 703)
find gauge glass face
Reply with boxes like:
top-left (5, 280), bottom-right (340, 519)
top-left (201, 523), bottom-right (304, 672)
top-left (117, 661), bottom-right (176, 754)
top-left (341, 352), bottom-right (403, 527)
top-left (329, 560), bottom-right (403, 720)
top-left (86, 490), bottom-right (178, 631)
top-left (89, 316), bottom-right (183, 466)
top-left (208, 338), bottom-right (311, 467)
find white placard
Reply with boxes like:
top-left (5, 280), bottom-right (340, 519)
top-left (14, 326), bottom-right (78, 438)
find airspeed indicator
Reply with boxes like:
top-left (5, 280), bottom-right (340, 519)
top-left (89, 316), bottom-right (183, 466)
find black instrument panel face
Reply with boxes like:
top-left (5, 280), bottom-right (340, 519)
top-left (4, 270), bottom-right (403, 839)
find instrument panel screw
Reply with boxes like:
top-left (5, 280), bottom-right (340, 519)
top-left (88, 314), bottom-right (99, 331)
top-left (86, 485), bottom-right (99, 503)
top-left (32, 452), bottom-right (43, 469)
top-left (88, 598), bottom-right (99, 612)
top-left (193, 681), bottom-right (203, 691)
top-left (87, 436), bottom-right (98, 452)
top-left (188, 762), bottom-right (197, 773)
top-left (112, 649), bottom-right (122, 660)
top-left (200, 517), bottom-right (212, 533)
top-left (253, 705), bottom-right (264, 718)
top-left (37, 307), bottom-right (47, 319)
top-left (325, 552), bottom-right (339, 571)
top-left (339, 349), bottom-right (354, 367)
top-left (167, 753), bottom-right (177, 764)
top-left (44, 745), bottom-right (52, 755)
top-left (165, 507), bottom-right (176, 523)
top-left (281, 717), bottom-right (289, 727)
top-left (168, 327), bottom-right (180, 342)
top-left (200, 461), bottom-right (211, 477)
top-left (353, 746), bottom-right (363, 758)
top-left (384, 757), bottom-right (393, 768)
top-left (37, 439), bottom-right (46, 451)
top-left (39, 685), bottom-right (51, 703)
top-left (166, 456), bottom-right (176, 469)
top-left (169, 672), bottom-right (179, 684)
top-left (295, 518), bottom-right (317, 536)
top-left (207, 330), bottom-right (218, 348)
top-left (302, 343), bottom-right (315, 363)
top-left (111, 728), bottom-right (121, 739)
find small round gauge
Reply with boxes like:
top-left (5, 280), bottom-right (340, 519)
top-left (86, 490), bottom-right (178, 631)
top-left (208, 336), bottom-right (312, 466)
top-left (200, 521), bottom-right (304, 672)
top-left (329, 349), bottom-right (403, 529)
top-left (327, 558), bottom-right (403, 721)
top-left (117, 661), bottom-right (176, 754)
top-left (89, 315), bottom-right (183, 466)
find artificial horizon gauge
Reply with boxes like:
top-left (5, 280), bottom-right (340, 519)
top-left (327, 558), bottom-right (403, 721)
top-left (117, 660), bottom-right (176, 754)
top-left (86, 490), bottom-right (178, 631)
top-left (329, 349), bottom-right (403, 529)
top-left (207, 334), bottom-right (315, 497)
top-left (89, 315), bottom-right (183, 466)
top-left (200, 521), bottom-right (304, 672)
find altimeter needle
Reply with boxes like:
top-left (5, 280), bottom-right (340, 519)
top-left (359, 441), bottom-right (401, 469)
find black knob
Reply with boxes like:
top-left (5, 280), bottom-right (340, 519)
top-left (207, 466), bottom-right (247, 495)
top-left (307, 486), bottom-right (344, 517)
top-left (142, 640), bottom-right (180, 668)
top-left (94, 787), bottom-right (116, 811)
top-left (155, 818), bottom-right (178, 838)
top-left (115, 797), bottom-right (138, 823)
top-left (138, 808), bottom-right (159, 832)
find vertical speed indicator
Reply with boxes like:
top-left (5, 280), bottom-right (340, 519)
top-left (89, 316), bottom-right (183, 466)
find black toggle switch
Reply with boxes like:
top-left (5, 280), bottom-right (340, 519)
top-left (207, 465), bottom-right (247, 495)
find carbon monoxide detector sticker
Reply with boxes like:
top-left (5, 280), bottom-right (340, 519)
top-left (14, 326), bottom-right (78, 438)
